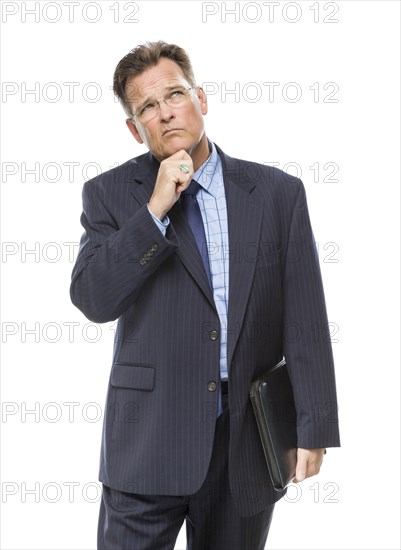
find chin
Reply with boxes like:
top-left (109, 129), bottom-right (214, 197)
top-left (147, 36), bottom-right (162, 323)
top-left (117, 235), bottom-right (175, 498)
top-left (164, 138), bottom-right (191, 154)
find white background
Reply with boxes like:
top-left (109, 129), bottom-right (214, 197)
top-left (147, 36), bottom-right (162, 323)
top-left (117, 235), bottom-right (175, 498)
top-left (1, 1), bottom-right (400, 549)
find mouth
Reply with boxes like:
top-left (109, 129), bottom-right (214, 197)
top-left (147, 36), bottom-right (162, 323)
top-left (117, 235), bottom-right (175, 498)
top-left (163, 128), bottom-right (183, 136)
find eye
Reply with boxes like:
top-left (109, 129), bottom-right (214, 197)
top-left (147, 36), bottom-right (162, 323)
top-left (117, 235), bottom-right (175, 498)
top-left (170, 89), bottom-right (184, 98)
top-left (140, 102), bottom-right (155, 113)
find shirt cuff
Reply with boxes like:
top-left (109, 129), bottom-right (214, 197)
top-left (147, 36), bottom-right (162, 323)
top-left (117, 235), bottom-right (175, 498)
top-left (147, 204), bottom-right (170, 237)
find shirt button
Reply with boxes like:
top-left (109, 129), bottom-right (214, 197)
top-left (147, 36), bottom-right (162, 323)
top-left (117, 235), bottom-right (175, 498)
top-left (209, 330), bottom-right (219, 341)
top-left (207, 381), bottom-right (217, 392)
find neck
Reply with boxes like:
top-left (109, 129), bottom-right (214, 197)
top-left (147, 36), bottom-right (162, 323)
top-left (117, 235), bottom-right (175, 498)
top-left (189, 133), bottom-right (210, 172)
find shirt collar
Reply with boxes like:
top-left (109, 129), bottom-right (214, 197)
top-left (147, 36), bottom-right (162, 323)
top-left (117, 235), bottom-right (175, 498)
top-left (193, 139), bottom-right (222, 198)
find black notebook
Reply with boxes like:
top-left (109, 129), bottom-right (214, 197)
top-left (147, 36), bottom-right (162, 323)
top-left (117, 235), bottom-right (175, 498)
top-left (249, 358), bottom-right (297, 491)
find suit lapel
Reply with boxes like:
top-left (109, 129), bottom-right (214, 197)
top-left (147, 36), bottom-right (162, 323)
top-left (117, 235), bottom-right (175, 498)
top-left (130, 152), bottom-right (216, 311)
top-left (129, 151), bottom-right (159, 207)
top-left (217, 147), bottom-right (264, 369)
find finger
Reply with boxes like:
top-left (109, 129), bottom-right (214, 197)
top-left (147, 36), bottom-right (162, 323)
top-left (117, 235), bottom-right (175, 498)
top-left (167, 161), bottom-right (193, 182)
top-left (168, 149), bottom-right (192, 161)
top-left (176, 176), bottom-right (193, 193)
top-left (294, 449), bottom-right (308, 483)
top-left (159, 162), bottom-right (193, 185)
top-left (294, 459), bottom-right (307, 483)
top-left (176, 165), bottom-right (194, 190)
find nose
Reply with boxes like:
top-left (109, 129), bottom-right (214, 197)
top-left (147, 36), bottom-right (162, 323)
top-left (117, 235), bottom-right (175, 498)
top-left (158, 99), bottom-right (175, 122)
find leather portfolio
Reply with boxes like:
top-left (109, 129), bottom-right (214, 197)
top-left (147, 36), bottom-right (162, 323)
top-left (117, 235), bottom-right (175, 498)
top-left (249, 358), bottom-right (297, 491)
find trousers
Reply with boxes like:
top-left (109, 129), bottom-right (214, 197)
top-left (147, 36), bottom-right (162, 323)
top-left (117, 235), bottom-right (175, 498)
top-left (97, 393), bottom-right (275, 550)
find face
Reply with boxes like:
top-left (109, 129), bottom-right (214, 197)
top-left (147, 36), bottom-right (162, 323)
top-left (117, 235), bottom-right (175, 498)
top-left (125, 58), bottom-right (208, 163)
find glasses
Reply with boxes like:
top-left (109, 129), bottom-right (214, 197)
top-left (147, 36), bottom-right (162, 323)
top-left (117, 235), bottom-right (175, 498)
top-left (131, 87), bottom-right (196, 123)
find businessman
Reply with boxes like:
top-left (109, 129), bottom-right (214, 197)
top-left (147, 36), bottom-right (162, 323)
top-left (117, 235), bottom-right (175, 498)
top-left (70, 41), bottom-right (340, 550)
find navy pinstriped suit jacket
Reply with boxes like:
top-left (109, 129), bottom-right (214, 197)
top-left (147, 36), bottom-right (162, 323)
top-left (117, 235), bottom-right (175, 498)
top-left (70, 143), bottom-right (340, 518)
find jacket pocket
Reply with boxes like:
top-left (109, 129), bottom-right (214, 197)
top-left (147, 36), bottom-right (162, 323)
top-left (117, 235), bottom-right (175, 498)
top-left (110, 363), bottom-right (155, 391)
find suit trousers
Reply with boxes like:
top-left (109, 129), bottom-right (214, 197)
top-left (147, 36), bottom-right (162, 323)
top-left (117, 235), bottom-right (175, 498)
top-left (97, 393), bottom-right (275, 550)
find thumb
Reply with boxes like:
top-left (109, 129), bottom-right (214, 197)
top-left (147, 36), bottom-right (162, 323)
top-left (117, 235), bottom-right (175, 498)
top-left (294, 450), bottom-right (307, 483)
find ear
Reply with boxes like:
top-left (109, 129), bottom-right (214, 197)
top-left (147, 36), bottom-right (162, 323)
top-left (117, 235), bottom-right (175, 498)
top-left (126, 118), bottom-right (144, 144)
top-left (196, 87), bottom-right (208, 116)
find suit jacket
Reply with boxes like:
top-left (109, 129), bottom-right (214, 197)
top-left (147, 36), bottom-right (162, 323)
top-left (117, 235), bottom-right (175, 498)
top-left (70, 143), bottom-right (340, 518)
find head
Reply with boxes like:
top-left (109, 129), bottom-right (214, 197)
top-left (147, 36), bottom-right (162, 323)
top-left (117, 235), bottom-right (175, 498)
top-left (113, 41), bottom-right (209, 165)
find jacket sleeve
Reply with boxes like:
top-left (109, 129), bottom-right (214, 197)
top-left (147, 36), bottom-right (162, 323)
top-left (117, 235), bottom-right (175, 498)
top-left (282, 180), bottom-right (340, 449)
top-left (70, 179), bottom-right (179, 323)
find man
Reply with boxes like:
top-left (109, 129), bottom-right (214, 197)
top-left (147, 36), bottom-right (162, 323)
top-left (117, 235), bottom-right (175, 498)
top-left (70, 41), bottom-right (340, 550)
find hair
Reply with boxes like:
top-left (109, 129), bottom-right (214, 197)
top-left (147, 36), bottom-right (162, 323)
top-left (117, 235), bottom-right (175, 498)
top-left (113, 41), bottom-right (197, 118)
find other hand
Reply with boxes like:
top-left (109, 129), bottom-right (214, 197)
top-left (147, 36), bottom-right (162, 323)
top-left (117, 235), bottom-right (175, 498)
top-left (293, 447), bottom-right (325, 483)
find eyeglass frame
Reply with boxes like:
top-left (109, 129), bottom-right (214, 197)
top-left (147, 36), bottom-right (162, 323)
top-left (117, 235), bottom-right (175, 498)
top-left (130, 86), bottom-right (198, 123)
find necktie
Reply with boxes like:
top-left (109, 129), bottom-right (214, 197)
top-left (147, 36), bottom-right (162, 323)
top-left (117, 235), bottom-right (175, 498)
top-left (180, 180), bottom-right (224, 417)
top-left (180, 180), bottom-right (212, 288)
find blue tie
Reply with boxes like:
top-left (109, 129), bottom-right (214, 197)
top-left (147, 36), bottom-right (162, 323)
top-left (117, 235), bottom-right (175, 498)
top-left (180, 180), bottom-right (212, 288)
top-left (181, 180), bottom-right (224, 417)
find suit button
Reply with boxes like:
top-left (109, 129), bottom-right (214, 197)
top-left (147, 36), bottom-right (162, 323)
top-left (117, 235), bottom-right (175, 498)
top-left (207, 381), bottom-right (217, 392)
top-left (144, 253), bottom-right (151, 259)
top-left (209, 330), bottom-right (219, 341)
top-left (150, 244), bottom-right (158, 252)
top-left (139, 258), bottom-right (146, 266)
